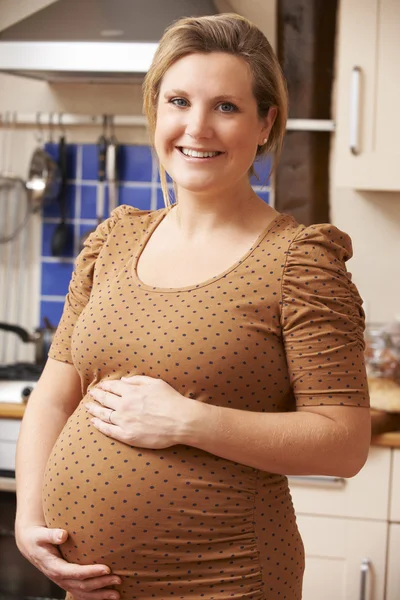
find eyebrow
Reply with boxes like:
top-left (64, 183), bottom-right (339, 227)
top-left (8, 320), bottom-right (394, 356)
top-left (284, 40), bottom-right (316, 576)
top-left (163, 89), bottom-right (244, 102)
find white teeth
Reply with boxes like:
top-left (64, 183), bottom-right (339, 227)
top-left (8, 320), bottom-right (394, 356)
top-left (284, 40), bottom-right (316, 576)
top-left (181, 148), bottom-right (220, 158)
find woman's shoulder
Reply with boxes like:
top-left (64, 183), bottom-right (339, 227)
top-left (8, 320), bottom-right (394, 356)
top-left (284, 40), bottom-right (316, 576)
top-left (109, 205), bottom-right (165, 228)
top-left (273, 214), bottom-right (354, 265)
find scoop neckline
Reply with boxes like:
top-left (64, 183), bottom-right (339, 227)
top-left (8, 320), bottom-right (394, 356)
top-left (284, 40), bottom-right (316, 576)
top-left (131, 206), bottom-right (286, 293)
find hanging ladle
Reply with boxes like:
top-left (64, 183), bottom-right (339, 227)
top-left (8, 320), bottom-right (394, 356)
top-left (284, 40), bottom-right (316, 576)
top-left (51, 117), bottom-right (70, 256)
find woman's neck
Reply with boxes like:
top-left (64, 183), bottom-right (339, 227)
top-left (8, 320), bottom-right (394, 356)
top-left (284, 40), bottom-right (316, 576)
top-left (169, 183), bottom-right (273, 240)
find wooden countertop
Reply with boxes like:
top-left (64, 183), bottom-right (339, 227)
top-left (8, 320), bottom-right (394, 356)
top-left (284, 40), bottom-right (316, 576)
top-left (371, 431), bottom-right (400, 448)
top-left (1, 404), bottom-right (400, 447)
top-left (0, 403), bottom-right (25, 419)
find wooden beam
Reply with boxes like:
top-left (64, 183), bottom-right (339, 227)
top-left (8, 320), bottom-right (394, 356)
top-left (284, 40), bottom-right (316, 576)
top-left (275, 0), bottom-right (338, 225)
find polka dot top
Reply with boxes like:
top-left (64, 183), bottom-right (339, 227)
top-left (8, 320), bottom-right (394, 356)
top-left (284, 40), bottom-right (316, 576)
top-left (43, 205), bottom-right (369, 600)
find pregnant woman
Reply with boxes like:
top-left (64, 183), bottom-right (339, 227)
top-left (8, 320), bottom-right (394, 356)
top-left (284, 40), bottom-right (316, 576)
top-left (15, 13), bottom-right (371, 600)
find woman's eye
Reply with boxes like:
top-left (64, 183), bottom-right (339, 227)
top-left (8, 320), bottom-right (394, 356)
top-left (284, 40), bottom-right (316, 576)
top-left (218, 103), bottom-right (237, 113)
top-left (170, 98), bottom-right (188, 107)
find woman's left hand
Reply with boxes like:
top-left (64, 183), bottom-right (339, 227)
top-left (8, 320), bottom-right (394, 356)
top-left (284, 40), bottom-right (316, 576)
top-left (85, 376), bottom-right (201, 449)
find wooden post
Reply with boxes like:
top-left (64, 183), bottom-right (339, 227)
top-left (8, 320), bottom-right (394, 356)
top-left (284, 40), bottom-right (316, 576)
top-left (275, 0), bottom-right (338, 225)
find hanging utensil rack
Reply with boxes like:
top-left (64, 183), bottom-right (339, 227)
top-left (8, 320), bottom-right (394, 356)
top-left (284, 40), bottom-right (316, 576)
top-left (0, 112), bottom-right (335, 132)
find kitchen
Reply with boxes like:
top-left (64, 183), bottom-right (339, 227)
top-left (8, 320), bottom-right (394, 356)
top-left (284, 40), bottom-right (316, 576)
top-left (0, 0), bottom-right (400, 599)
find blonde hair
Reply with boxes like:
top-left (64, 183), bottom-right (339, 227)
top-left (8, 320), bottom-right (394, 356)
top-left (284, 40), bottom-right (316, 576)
top-left (142, 13), bottom-right (288, 207)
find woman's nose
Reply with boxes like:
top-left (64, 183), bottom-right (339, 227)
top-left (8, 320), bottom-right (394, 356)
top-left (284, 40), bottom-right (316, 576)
top-left (185, 108), bottom-right (213, 139)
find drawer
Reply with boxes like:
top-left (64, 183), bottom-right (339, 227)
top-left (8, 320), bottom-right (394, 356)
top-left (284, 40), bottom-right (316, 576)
top-left (0, 440), bottom-right (17, 471)
top-left (389, 449), bottom-right (400, 523)
top-left (297, 515), bottom-right (387, 600)
top-left (289, 446), bottom-right (391, 520)
top-left (0, 419), bottom-right (21, 442)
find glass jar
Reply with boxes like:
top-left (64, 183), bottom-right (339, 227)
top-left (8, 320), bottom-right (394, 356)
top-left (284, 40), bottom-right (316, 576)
top-left (365, 324), bottom-right (400, 381)
top-left (365, 323), bottom-right (400, 411)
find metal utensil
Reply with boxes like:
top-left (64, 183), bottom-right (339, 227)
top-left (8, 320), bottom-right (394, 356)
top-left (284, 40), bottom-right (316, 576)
top-left (106, 115), bottom-right (119, 215)
top-left (26, 147), bottom-right (62, 212)
top-left (80, 116), bottom-right (108, 249)
top-left (0, 318), bottom-right (56, 366)
top-left (51, 134), bottom-right (71, 256)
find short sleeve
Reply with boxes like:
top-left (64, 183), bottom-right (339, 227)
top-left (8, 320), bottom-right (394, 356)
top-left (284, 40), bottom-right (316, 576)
top-left (281, 223), bottom-right (369, 408)
top-left (48, 205), bottom-right (136, 364)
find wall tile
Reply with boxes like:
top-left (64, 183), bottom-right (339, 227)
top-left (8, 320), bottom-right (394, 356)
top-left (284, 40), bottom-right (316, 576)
top-left (41, 262), bottom-right (73, 296)
top-left (80, 184), bottom-right (110, 220)
top-left (40, 301), bottom-right (65, 328)
top-left (42, 184), bottom-right (77, 218)
top-left (118, 145), bottom-right (153, 182)
top-left (250, 155), bottom-right (272, 186)
top-left (41, 223), bottom-right (74, 257)
top-left (118, 186), bottom-right (152, 210)
top-left (157, 187), bottom-right (175, 208)
top-left (257, 190), bottom-right (270, 204)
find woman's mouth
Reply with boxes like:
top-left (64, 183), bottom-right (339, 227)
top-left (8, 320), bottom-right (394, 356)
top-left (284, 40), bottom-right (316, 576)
top-left (177, 147), bottom-right (223, 159)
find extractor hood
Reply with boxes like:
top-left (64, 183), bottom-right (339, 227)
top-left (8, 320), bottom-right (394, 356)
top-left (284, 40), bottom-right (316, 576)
top-left (0, 0), bottom-right (220, 83)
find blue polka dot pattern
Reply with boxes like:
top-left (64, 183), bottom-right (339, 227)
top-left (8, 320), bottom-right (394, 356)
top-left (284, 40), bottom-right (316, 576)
top-left (43, 205), bottom-right (369, 599)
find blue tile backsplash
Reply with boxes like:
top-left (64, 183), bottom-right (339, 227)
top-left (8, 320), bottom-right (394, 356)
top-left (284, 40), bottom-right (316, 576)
top-left (39, 144), bottom-right (271, 327)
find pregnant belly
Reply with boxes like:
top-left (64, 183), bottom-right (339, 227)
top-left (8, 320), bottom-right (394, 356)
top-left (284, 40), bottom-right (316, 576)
top-left (42, 401), bottom-right (267, 579)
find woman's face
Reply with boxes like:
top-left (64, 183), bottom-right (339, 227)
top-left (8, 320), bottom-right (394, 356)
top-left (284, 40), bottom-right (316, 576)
top-left (154, 52), bottom-right (275, 195)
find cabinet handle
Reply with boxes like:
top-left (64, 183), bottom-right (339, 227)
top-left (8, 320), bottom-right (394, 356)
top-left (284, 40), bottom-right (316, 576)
top-left (350, 66), bottom-right (361, 155)
top-left (288, 475), bottom-right (346, 488)
top-left (359, 558), bottom-right (371, 600)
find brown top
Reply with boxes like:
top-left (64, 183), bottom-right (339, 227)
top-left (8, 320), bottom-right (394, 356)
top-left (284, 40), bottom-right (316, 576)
top-left (43, 205), bottom-right (369, 600)
top-left (50, 205), bottom-right (369, 409)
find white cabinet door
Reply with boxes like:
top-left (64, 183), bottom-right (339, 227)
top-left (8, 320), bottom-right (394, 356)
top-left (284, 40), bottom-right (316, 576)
top-left (386, 524), bottom-right (400, 600)
top-left (389, 449), bottom-right (400, 523)
top-left (334, 0), bottom-right (400, 190)
top-left (296, 515), bottom-right (387, 600)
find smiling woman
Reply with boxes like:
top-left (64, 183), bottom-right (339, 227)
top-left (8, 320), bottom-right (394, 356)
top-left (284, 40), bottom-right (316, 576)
top-left (14, 12), bottom-right (370, 600)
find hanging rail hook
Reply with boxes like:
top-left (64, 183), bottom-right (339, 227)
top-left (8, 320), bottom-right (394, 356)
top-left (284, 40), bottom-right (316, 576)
top-left (35, 112), bottom-right (44, 145)
top-left (58, 112), bottom-right (66, 137)
top-left (48, 112), bottom-right (55, 144)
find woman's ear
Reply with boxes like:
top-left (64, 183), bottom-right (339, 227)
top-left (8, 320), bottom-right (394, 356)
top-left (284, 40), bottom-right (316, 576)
top-left (259, 106), bottom-right (278, 145)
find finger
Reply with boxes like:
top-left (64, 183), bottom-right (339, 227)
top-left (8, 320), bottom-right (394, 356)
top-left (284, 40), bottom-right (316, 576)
top-left (88, 387), bottom-right (120, 410)
top-left (97, 380), bottom-right (130, 396)
top-left (90, 417), bottom-right (127, 443)
top-left (121, 375), bottom-right (158, 384)
top-left (43, 553), bottom-right (111, 581)
top-left (84, 402), bottom-right (115, 423)
top-left (64, 574), bottom-right (122, 592)
top-left (35, 527), bottom-right (68, 546)
top-left (65, 588), bottom-right (120, 600)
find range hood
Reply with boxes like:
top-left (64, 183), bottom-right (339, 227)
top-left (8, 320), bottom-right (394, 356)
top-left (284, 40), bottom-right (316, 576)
top-left (0, 0), bottom-right (220, 83)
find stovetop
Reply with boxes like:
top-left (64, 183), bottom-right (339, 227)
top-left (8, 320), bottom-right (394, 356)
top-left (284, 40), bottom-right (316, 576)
top-left (0, 362), bottom-right (43, 382)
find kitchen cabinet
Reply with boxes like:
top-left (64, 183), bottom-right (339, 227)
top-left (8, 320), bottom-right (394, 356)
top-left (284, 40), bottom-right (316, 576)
top-left (289, 446), bottom-right (398, 600)
top-left (389, 449), bottom-right (400, 522)
top-left (386, 524), bottom-right (400, 600)
top-left (334, 0), bottom-right (400, 190)
top-left (297, 515), bottom-right (387, 600)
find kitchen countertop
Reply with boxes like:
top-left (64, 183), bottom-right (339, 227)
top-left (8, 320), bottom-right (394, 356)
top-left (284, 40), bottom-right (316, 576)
top-left (1, 404), bottom-right (400, 448)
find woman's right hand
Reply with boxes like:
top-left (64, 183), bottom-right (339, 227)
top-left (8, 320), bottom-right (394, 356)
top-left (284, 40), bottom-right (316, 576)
top-left (15, 525), bottom-right (121, 599)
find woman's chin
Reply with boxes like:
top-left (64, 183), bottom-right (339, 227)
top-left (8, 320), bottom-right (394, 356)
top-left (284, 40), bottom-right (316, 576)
top-left (173, 176), bottom-right (222, 195)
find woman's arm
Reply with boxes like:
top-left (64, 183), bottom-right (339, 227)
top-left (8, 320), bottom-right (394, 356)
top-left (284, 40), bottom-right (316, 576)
top-left (15, 357), bottom-right (82, 527)
top-left (181, 402), bottom-right (371, 478)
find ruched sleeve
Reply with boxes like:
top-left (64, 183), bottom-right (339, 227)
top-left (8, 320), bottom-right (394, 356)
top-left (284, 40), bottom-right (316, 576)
top-left (48, 205), bottom-right (136, 364)
top-left (281, 223), bottom-right (369, 408)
